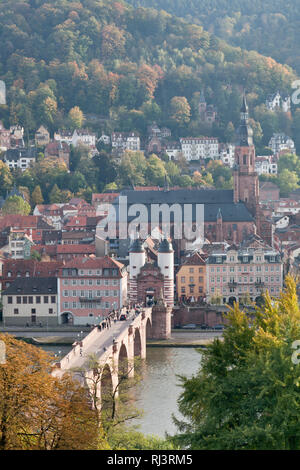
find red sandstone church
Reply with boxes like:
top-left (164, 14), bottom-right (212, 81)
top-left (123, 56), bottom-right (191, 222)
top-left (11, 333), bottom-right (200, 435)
top-left (112, 95), bottom-right (272, 256)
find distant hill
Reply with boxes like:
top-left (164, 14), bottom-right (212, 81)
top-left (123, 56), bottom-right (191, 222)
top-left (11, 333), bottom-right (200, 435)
top-left (127, 0), bottom-right (300, 74)
top-left (0, 0), bottom-right (296, 138)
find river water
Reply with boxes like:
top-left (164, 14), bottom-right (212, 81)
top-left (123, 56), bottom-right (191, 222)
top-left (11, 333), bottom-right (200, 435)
top-left (41, 344), bottom-right (201, 438)
top-left (133, 347), bottom-right (201, 437)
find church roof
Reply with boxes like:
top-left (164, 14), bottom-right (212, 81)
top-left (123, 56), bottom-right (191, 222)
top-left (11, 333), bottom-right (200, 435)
top-left (116, 190), bottom-right (254, 223)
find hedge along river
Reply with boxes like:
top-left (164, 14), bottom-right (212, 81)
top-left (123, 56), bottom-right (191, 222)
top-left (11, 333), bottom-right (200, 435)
top-left (40, 344), bottom-right (202, 438)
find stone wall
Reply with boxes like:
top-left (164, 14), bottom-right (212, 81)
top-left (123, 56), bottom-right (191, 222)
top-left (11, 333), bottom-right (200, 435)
top-left (172, 305), bottom-right (228, 328)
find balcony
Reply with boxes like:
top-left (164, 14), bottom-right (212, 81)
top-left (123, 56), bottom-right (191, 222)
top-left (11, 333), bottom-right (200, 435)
top-left (228, 281), bottom-right (238, 287)
top-left (79, 297), bottom-right (101, 303)
top-left (255, 282), bottom-right (265, 288)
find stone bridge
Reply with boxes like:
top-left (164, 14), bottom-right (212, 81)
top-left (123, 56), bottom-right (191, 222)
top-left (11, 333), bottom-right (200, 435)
top-left (52, 299), bottom-right (171, 398)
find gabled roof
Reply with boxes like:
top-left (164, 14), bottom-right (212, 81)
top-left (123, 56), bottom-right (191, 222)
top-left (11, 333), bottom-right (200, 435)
top-left (180, 252), bottom-right (206, 266)
top-left (3, 277), bottom-right (57, 295)
top-left (59, 255), bottom-right (125, 273)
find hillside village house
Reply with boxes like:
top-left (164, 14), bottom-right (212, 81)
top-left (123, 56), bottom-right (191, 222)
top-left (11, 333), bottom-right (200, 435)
top-left (35, 126), bottom-right (50, 147)
top-left (266, 91), bottom-right (291, 113)
top-left (54, 129), bottom-right (96, 150)
top-left (268, 133), bottom-right (295, 155)
top-left (111, 132), bottom-right (140, 152)
top-left (4, 147), bottom-right (37, 171)
top-left (255, 155), bottom-right (278, 175)
top-left (45, 140), bottom-right (70, 168)
top-left (179, 137), bottom-right (219, 160)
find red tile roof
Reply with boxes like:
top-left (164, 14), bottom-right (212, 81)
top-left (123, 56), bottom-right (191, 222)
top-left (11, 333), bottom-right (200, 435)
top-left (59, 255), bottom-right (125, 273)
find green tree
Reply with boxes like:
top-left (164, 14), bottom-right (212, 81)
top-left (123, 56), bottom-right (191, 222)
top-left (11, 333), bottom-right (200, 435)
top-left (68, 106), bottom-right (84, 130)
top-left (170, 96), bottom-right (191, 126)
top-left (31, 185), bottom-right (44, 205)
top-left (0, 161), bottom-right (13, 197)
top-left (276, 168), bottom-right (299, 196)
top-left (145, 154), bottom-right (167, 186)
top-left (49, 184), bottom-right (61, 204)
top-left (2, 196), bottom-right (31, 215)
top-left (172, 276), bottom-right (300, 450)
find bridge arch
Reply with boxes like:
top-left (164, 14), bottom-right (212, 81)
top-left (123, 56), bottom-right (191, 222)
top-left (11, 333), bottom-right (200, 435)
top-left (100, 363), bottom-right (114, 416)
top-left (146, 317), bottom-right (152, 339)
top-left (118, 342), bottom-right (129, 378)
top-left (134, 328), bottom-right (142, 357)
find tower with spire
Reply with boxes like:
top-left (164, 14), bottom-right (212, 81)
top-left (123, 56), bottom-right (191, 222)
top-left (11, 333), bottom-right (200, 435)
top-left (233, 93), bottom-right (259, 217)
top-left (216, 207), bottom-right (223, 242)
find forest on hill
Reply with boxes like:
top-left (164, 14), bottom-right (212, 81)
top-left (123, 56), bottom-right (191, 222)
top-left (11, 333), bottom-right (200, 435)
top-left (127, 0), bottom-right (300, 74)
top-left (0, 0), bottom-right (296, 142)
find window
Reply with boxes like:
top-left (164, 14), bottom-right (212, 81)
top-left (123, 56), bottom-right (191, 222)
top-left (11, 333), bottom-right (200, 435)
top-left (44, 296), bottom-right (49, 303)
top-left (189, 276), bottom-right (194, 282)
top-left (7, 271), bottom-right (12, 277)
top-left (23, 296), bottom-right (27, 304)
top-left (189, 268), bottom-right (194, 273)
top-left (31, 309), bottom-right (36, 314)
top-left (28, 296), bottom-right (33, 304)
top-left (36, 296), bottom-right (41, 304)
top-left (51, 296), bottom-right (56, 304)
top-left (199, 268), bottom-right (203, 273)
top-left (8, 297), bottom-right (12, 304)
top-left (14, 308), bottom-right (19, 315)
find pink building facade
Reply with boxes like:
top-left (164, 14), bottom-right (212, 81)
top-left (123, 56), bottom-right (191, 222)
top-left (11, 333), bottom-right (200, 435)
top-left (206, 243), bottom-right (283, 305)
top-left (57, 256), bottom-right (128, 325)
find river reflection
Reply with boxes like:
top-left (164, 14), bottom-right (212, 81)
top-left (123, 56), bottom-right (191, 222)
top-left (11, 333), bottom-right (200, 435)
top-left (133, 347), bottom-right (201, 438)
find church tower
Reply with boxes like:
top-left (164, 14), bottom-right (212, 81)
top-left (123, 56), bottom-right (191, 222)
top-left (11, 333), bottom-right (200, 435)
top-left (233, 94), bottom-right (259, 217)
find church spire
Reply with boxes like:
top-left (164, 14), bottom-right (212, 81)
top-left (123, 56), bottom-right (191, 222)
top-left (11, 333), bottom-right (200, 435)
top-left (236, 92), bottom-right (253, 147)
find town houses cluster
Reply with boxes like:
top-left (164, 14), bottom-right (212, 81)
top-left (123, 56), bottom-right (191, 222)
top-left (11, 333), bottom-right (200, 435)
top-left (0, 94), bottom-right (299, 328)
